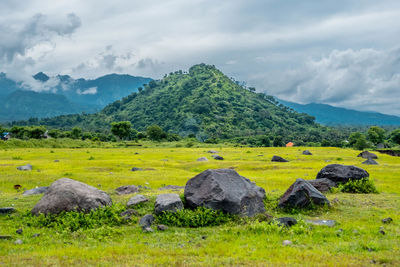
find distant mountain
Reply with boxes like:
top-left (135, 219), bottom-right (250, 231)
top-left (15, 64), bottom-right (331, 144)
top-left (278, 99), bottom-right (400, 126)
top-left (0, 72), bottom-right (152, 122)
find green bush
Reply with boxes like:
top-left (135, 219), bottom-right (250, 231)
top-left (155, 207), bottom-right (234, 227)
top-left (23, 205), bottom-right (133, 232)
top-left (338, 178), bottom-right (378, 194)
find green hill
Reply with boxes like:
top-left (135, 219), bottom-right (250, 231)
top-left (12, 64), bottom-right (337, 143)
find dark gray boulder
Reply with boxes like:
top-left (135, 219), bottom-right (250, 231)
top-left (127, 194), bottom-right (148, 207)
top-left (208, 150), bottom-right (217, 153)
top-left (212, 155), bottom-right (224, 160)
top-left (302, 150), bottom-right (312, 155)
top-left (278, 178), bottom-right (330, 209)
top-left (316, 164), bottom-right (369, 184)
top-left (23, 187), bottom-right (49, 196)
top-left (362, 158), bottom-right (378, 165)
top-left (115, 185), bottom-right (139, 195)
top-left (197, 157), bottom-right (208, 162)
top-left (0, 207), bottom-right (15, 214)
top-left (139, 214), bottom-right (155, 228)
top-left (17, 164), bottom-right (32, 171)
top-left (184, 169), bottom-right (266, 216)
top-left (31, 178), bottom-right (112, 215)
top-left (131, 167), bottom-right (143, 171)
top-left (275, 217), bottom-right (297, 227)
top-left (307, 178), bottom-right (336, 192)
top-left (357, 151), bottom-right (378, 159)
top-left (154, 194), bottom-right (183, 214)
top-left (271, 155), bottom-right (289, 162)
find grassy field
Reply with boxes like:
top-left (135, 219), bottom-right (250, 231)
top-left (0, 146), bottom-right (399, 266)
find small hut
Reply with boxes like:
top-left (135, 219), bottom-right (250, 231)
top-left (286, 142), bottom-right (294, 147)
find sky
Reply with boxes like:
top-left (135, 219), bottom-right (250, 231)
top-left (1, 0), bottom-right (400, 115)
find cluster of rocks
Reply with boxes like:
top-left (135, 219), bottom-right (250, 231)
top-left (358, 151), bottom-right (379, 165)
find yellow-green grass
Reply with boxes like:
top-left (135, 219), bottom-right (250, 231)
top-left (0, 146), bottom-right (399, 266)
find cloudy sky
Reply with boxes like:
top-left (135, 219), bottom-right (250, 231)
top-left (1, 0), bottom-right (400, 115)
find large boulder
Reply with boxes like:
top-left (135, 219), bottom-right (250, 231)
top-left (307, 178), bottom-right (336, 193)
top-left (278, 179), bottom-right (330, 209)
top-left (271, 155), bottom-right (289, 162)
top-left (357, 151), bottom-right (378, 159)
top-left (184, 169), bottom-right (266, 216)
top-left (154, 194), bottom-right (183, 214)
top-left (316, 164), bottom-right (369, 184)
top-left (127, 194), bottom-right (148, 207)
top-left (31, 178), bottom-right (112, 215)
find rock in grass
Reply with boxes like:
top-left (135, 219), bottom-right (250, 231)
top-left (184, 169), bottom-right (266, 216)
top-left (282, 240), bottom-right (292, 246)
top-left (158, 185), bottom-right (184, 191)
top-left (307, 178), bottom-right (336, 193)
top-left (357, 151), bottom-right (378, 159)
top-left (31, 178), bottom-right (112, 215)
top-left (271, 155), bottom-right (289, 162)
top-left (306, 219), bottom-right (336, 227)
top-left (0, 235), bottom-right (12, 240)
top-left (208, 150), bottom-right (217, 153)
top-left (212, 155), bottom-right (224, 160)
top-left (14, 239), bottom-right (23, 245)
top-left (127, 194), bottom-right (148, 207)
top-left (382, 217), bottom-right (393, 224)
top-left (197, 157), bottom-right (208, 162)
top-left (275, 217), bottom-right (297, 227)
top-left (362, 158), bottom-right (378, 165)
top-left (302, 150), bottom-right (312, 155)
top-left (115, 185), bottom-right (139, 195)
top-left (154, 194), bottom-right (183, 214)
top-left (139, 214), bottom-right (155, 228)
top-left (23, 187), bottom-right (49, 196)
top-left (120, 209), bottom-right (138, 220)
top-left (0, 207), bottom-right (15, 214)
top-left (157, 224), bottom-right (169, 231)
top-left (278, 179), bottom-right (330, 209)
top-left (16, 229), bottom-right (23, 234)
top-left (316, 164), bottom-right (369, 184)
top-left (131, 167), bottom-right (143, 171)
top-left (17, 164), bottom-right (32, 171)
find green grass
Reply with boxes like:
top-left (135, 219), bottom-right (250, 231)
top-left (0, 146), bottom-right (399, 266)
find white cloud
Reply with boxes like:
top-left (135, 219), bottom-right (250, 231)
top-left (77, 87), bottom-right (97, 95)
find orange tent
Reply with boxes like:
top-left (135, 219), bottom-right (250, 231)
top-left (286, 142), bottom-right (294, 147)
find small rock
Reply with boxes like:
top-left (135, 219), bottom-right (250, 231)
top-left (127, 194), bottom-right (148, 207)
top-left (208, 150), bottom-right (217, 153)
top-left (201, 235), bottom-right (207, 240)
top-left (16, 229), bottom-right (23, 234)
top-left (23, 187), bottom-right (49, 196)
top-left (157, 224), bottom-right (169, 231)
top-left (197, 157), bottom-right (208, 162)
top-left (131, 167), bottom-right (143, 171)
top-left (362, 158), bottom-right (378, 165)
top-left (331, 197), bottom-right (340, 204)
top-left (139, 214), bottom-right (155, 229)
top-left (54, 160), bottom-right (59, 162)
top-left (0, 235), bottom-right (12, 240)
top-left (134, 152), bottom-right (139, 155)
top-left (143, 227), bottom-right (154, 233)
top-left (32, 233), bottom-right (40, 238)
top-left (17, 164), bottom-right (32, 171)
top-left (382, 217), bottom-right (393, 224)
top-left (158, 185), bottom-right (184, 191)
top-left (275, 217), bottom-right (297, 227)
top-left (213, 155), bottom-right (224, 160)
top-left (357, 151), bottom-right (378, 159)
top-left (115, 185), bottom-right (139, 195)
top-left (14, 239), bottom-right (23, 245)
top-left (302, 150), bottom-right (312, 155)
top-left (271, 155), bottom-right (289, 162)
top-left (120, 209), bottom-right (138, 220)
top-left (154, 194), bottom-right (183, 214)
top-left (0, 207), bottom-right (15, 214)
top-left (379, 230), bottom-right (385, 235)
top-left (282, 240), bottom-right (292, 246)
top-left (306, 219), bottom-right (336, 227)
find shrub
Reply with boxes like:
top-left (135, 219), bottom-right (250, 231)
top-left (338, 178), bottom-right (378, 194)
top-left (155, 207), bottom-right (235, 227)
top-left (22, 205), bottom-right (133, 232)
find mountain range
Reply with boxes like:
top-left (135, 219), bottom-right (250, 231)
top-left (278, 99), bottom-right (400, 126)
top-left (0, 72), bottom-right (152, 122)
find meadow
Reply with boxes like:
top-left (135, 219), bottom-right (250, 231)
top-left (0, 146), bottom-right (399, 266)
